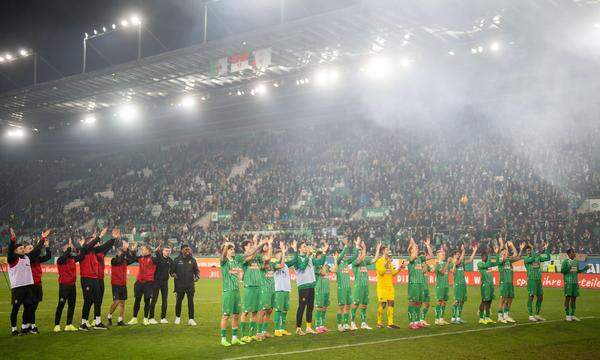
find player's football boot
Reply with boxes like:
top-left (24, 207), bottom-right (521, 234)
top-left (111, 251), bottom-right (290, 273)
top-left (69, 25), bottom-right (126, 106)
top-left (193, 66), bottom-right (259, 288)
top-left (316, 326), bottom-right (326, 334)
top-left (160, 318), bottom-right (169, 324)
top-left (343, 324), bottom-right (351, 331)
top-left (117, 321), bottom-right (127, 327)
top-left (65, 324), bottom-right (78, 331)
top-left (478, 318), bottom-right (487, 324)
top-left (409, 323), bottom-right (420, 330)
top-left (350, 322), bottom-right (358, 331)
top-left (565, 316), bottom-right (572, 321)
top-left (440, 319), bottom-right (451, 325)
top-left (571, 316), bottom-right (581, 322)
top-left (419, 320), bottom-right (430, 327)
top-left (148, 318), bottom-right (158, 325)
top-left (338, 324), bottom-right (345, 332)
top-left (53, 325), bottom-right (61, 332)
top-left (484, 318), bottom-right (496, 324)
top-left (534, 315), bottom-right (545, 321)
top-left (305, 326), bottom-right (317, 334)
top-left (174, 317), bottom-right (181, 324)
top-left (387, 324), bottom-right (400, 329)
top-left (377, 324), bottom-right (385, 329)
top-left (504, 316), bottom-right (516, 323)
top-left (360, 322), bottom-right (372, 330)
top-left (107, 317), bottom-right (112, 326)
top-left (12, 329), bottom-right (19, 336)
top-left (127, 318), bottom-right (138, 325)
top-left (295, 328), bottom-right (306, 336)
top-left (188, 319), bottom-right (197, 326)
top-left (274, 330), bottom-right (283, 337)
top-left (221, 339), bottom-right (232, 347)
top-left (264, 332), bottom-right (272, 338)
top-left (30, 327), bottom-right (39, 334)
top-left (498, 317), bottom-right (508, 324)
top-left (528, 316), bottom-right (538, 322)
top-left (322, 326), bottom-right (330, 332)
top-left (281, 329), bottom-right (292, 336)
top-left (93, 323), bottom-right (108, 330)
top-left (142, 318), bottom-right (150, 326)
top-left (79, 323), bottom-right (90, 331)
top-left (241, 335), bottom-right (253, 342)
top-left (231, 338), bottom-right (246, 345)
top-left (252, 335), bottom-right (263, 342)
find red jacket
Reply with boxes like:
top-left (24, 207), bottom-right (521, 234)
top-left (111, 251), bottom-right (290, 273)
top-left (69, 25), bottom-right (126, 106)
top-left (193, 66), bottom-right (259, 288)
top-left (80, 251), bottom-right (100, 279)
top-left (97, 252), bottom-right (106, 279)
top-left (136, 255), bottom-right (156, 283)
top-left (30, 245), bottom-right (51, 285)
top-left (58, 257), bottom-right (77, 285)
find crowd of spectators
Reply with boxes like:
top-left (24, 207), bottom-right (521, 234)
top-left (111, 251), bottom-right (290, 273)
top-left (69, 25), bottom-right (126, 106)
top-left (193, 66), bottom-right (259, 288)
top-left (1, 117), bottom-right (599, 256)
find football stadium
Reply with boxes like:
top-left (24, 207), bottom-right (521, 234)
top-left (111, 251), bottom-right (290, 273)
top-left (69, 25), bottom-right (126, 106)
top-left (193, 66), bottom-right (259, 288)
top-left (1, 1), bottom-right (599, 359)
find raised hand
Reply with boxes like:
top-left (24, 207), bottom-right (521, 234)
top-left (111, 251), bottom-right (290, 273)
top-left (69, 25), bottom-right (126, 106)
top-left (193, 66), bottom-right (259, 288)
top-left (519, 242), bottom-right (526, 250)
top-left (544, 242), bottom-right (549, 250)
top-left (423, 237), bottom-right (430, 247)
top-left (354, 236), bottom-right (361, 248)
top-left (342, 237), bottom-right (349, 247)
top-left (99, 227), bottom-right (108, 239)
top-left (460, 243), bottom-right (465, 252)
top-left (279, 241), bottom-right (286, 252)
top-left (122, 240), bottom-right (129, 251)
top-left (493, 245), bottom-right (499, 254)
top-left (42, 229), bottom-right (51, 238)
top-left (291, 240), bottom-right (298, 252)
top-left (112, 228), bottom-right (121, 239)
top-left (9, 227), bottom-right (15, 238)
top-left (322, 242), bottom-right (330, 253)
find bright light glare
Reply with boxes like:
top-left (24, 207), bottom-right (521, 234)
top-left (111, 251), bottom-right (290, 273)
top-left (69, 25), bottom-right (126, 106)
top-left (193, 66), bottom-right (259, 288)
top-left (102, 26), bottom-right (107, 32)
top-left (93, 29), bottom-right (98, 35)
top-left (594, 23), bottom-right (600, 29)
top-left (6, 128), bottom-right (25, 138)
top-left (19, 49), bottom-right (29, 57)
top-left (251, 84), bottom-right (267, 96)
top-left (400, 57), bottom-right (412, 68)
top-left (112, 24), bottom-right (117, 30)
top-left (117, 104), bottom-right (139, 122)
top-left (489, 42), bottom-right (501, 52)
top-left (493, 15), bottom-right (501, 24)
top-left (314, 68), bottom-right (339, 86)
top-left (0, 56), bottom-right (4, 62)
top-left (448, 50), bottom-right (455, 56)
top-left (131, 15), bottom-right (141, 25)
top-left (180, 95), bottom-right (196, 109)
top-left (5, 53), bottom-right (13, 61)
top-left (82, 115), bottom-right (96, 125)
top-left (362, 56), bottom-right (392, 80)
top-left (121, 19), bottom-right (129, 27)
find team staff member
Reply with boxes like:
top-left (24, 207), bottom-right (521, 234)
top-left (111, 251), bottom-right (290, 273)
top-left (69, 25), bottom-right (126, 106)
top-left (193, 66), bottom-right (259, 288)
top-left (128, 243), bottom-right (157, 325)
top-left (7, 227), bottom-right (41, 336)
top-left (149, 243), bottom-right (174, 324)
top-left (94, 229), bottom-right (116, 315)
top-left (28, 229), bottom-right (51, 334)
top-left (171, 244), bottom-right (200, 326)
top-left (54, 239), bottom-right (80, 332)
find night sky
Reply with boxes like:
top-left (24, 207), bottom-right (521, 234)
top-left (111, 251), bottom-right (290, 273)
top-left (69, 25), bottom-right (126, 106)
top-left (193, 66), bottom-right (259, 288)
top-left (0, 0), bottom-right (354, 92)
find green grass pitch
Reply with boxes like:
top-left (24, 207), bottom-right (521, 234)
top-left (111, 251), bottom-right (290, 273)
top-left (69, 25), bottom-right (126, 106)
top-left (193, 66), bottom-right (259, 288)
top-left (0, 275), bottom-right (599, 359)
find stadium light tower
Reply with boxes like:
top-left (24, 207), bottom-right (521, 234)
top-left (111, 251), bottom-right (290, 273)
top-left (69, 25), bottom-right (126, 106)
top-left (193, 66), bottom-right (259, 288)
top-left (0, 48), bottom-right (38, 84)
top-left (82, 13), bottom-right (143, 73)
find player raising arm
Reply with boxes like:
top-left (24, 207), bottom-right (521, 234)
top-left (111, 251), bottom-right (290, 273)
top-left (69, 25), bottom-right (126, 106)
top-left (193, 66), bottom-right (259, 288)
top-left (434, 248), bottom-right (454, 326)
top-left (496, 239), bottom-right (524, 323)
top-left (451, 243), bottom-right (477, 324)
top-left (524, 242), bottom-right (551, 321)
top-left (219, 238), bottom-right (246, 347)
top-left (334, 237), bottom-right (358, 332)
top-left (375, 244), bottom-right (404, 329)
top-left (313, 242), bottom-right (331, 333)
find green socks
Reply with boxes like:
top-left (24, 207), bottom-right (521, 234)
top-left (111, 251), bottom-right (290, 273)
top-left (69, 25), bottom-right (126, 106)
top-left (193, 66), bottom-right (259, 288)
top-left (360, 308), bottom-right (366, 323)
top-left (337, 313), bottom-right (342, 325)
top-left (535, 300), bottom-right (542, 315)
top-left (527, 298), bottom-right (533, 316)
top-left (351, 307), bottom-right (357, 322)
top-left (274, 311), bottom-right (281, 330)
top-left (220, 329), bottom-right (226, 339)
top-left (249, 321), bottom-right (256, 336)
top-left (420, 306), bottom-right (428, 321)
top-left (343, 313), bottom-right (349, 325)
top-left (241, 322), bottom-right (248, 336)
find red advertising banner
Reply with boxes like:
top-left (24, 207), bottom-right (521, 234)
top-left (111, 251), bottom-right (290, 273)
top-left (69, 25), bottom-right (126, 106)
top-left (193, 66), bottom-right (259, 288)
top-left (28, 264), bottom-right (600, 290)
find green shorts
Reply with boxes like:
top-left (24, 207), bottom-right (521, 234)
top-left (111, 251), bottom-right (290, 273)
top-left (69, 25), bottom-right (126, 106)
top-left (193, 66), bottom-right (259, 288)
top-left (222, 289), bottom-right (241, 316)
top-left (337, 287), bottom-right (352, 306)
top-left (436, 287), bottom-right (449, 302)
top-left (500, 282), bottom-right (515, 299)
top-left (480, 283), bottom-right (495, 302)
top-left (353, 285), bottom-right (369, 305)
top-left (260, 288), bottom-right (275, 310)
top-left (274, 291), bottom-right (290, 312)
top-left (243, 286), bottom-right (261, 313)
top-left (408, 283), bottom-right (424, 303)
top-left (454, 284), bottom-right (467, 302)
top-left (564, 283), bottom-right (580, 297)
top-left (316, 291), bottom-right (330, 307)
top-left (527, 279), bottom-right (543, 297)
top-left (422, 287), bottom-right (431, 303)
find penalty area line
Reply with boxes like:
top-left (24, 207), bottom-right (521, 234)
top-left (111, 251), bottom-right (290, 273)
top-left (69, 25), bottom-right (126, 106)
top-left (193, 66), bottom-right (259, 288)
top-left (223, 316), bottom-right (596, 360)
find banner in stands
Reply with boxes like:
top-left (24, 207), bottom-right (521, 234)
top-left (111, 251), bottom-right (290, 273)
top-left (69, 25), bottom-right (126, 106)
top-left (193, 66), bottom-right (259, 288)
top-left (15, 263), bottom-right (600, 290)
top-left (362, 207), bottom-right (390, 219)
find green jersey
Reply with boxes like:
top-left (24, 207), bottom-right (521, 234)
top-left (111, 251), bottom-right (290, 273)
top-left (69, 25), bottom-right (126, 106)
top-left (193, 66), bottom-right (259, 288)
top-left (220, 257), bottom-right (241, 292)
top-left (524, 249), bottom-right (551, 281)
top-left (315, 260), bottom-right (331, 295)
top-left (352, 256), bottom-right (373, 288)
top-left (477, 258), bottom-right (493, 285)
top-left (408, 255), bottom-right (426, 284)
top-left (241, 254), bottom-right (263, 287)
top-left (454, 261), bottom-right (466, 285)
top-left (561, 258), bottom-right (585, 285)
top-left (336, 247), bottom-right (358, 291)
top-left (260, 260), bottom-right (276, 292)
top-left (497, 255), bottom-right (515, 284)
top-left (435, 261), bottom-right (452, 288)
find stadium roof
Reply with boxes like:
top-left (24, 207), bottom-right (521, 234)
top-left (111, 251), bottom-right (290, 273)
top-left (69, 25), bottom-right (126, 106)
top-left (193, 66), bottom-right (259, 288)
top-left (0, 0), bottom-right (596, 130)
